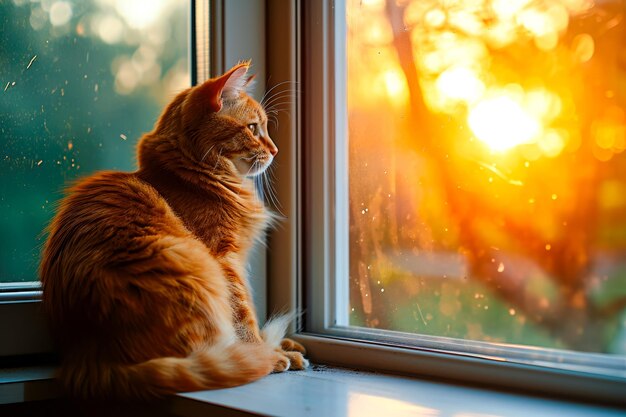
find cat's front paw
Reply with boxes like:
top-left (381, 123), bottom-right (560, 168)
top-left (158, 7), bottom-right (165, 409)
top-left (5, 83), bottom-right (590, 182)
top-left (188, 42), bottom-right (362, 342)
top-left (280, 338), bottom-right (306, 354)
top-left (279, 339), bottom-right (308, 370)
top-left (272, 352), bottom-right (291, 373)
top-left (271, 349), bottom-right (309, 373)
top-left (283, 350), bottom-right (309, 370)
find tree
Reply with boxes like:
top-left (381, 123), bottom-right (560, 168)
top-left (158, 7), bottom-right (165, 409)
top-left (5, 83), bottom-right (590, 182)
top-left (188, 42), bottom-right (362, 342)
top-left (348, 0), bottom-right (626, 353)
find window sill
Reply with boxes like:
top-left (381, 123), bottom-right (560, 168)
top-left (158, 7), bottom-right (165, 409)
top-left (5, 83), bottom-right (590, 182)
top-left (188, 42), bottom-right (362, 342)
top-left (173, 365), bottom-right (624, 417)
top-left (0, 365), bottom-right (58, 404)
top-left (2, 364), bottom-right (624, 416)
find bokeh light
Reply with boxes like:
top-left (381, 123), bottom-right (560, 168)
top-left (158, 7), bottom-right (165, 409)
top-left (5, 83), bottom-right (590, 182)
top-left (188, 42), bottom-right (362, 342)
top-left (468, 93), bottom-right (541, 152)
top-left (346, 0), bottom-right (626, 355)
top-left (49, 1), bottom-right (72, 26)
top-left (436, 67), bottom-right (485, 104)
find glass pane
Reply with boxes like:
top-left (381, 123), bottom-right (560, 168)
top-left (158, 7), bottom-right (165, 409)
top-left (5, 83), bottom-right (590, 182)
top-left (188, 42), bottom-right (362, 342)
top-left (346, 0), bottom-right (626, 361)
top-left (0, 0), bottom-right (189, 282)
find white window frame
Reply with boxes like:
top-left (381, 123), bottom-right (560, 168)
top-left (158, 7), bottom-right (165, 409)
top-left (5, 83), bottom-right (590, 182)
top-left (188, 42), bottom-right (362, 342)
top-left (267, 0), bottom-right (626, 406)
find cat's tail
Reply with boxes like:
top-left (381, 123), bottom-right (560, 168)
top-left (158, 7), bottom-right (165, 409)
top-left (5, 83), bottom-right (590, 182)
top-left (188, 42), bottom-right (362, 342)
top-left (60, 315), bottom-right (293, 399)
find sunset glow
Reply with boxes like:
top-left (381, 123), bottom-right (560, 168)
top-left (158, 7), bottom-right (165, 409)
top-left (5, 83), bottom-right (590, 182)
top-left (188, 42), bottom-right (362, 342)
top-left (382, 69), bottom-right (409, 103)
top-left (348, 0), bottom-right (588, 156)
top-left (468, 94), bottom-right (541, 152)
top-left (436, 67), bottom-right (484, 104)
top-left (345, 0), bottom-right (602, 158)
top-left (345, 0), bottom-right (626, 358)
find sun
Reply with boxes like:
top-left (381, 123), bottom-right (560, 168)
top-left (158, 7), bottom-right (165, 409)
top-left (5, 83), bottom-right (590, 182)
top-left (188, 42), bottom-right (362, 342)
top-left (468, 94), bottom-right (541, 152)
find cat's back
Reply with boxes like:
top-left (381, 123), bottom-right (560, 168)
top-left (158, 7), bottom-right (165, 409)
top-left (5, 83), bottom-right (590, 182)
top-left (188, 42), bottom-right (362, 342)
top-left (59, 170), bottom-right (169, 224)
top-left (40, 170), bottom-right (184, 284)
top-left (47, 170), bottom-right (173, 239)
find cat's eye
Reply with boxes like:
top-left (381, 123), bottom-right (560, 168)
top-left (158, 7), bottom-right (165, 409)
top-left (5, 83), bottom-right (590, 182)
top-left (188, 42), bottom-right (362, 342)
top-left (247, 123), bottom-right (259, 136)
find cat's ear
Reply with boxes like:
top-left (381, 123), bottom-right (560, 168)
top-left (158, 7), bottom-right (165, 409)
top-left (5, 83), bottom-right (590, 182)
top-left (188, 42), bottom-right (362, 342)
top-left (244, 74), bottom-right (256, 88)
top-left (221, 62), bottom-right (252, 101)
top-left (190, 62), bottom-right (251, 113)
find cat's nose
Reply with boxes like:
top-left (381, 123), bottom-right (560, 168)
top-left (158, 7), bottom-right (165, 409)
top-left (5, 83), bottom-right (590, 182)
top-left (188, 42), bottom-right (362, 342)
top-left (269, 143), bottom-right (278, 156)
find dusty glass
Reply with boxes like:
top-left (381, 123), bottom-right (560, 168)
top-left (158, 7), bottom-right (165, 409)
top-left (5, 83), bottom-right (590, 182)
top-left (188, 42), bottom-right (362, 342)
top-left (346, 0), bottom-right (626, 357)
top-left (0, 0), bottom-right (189, 282)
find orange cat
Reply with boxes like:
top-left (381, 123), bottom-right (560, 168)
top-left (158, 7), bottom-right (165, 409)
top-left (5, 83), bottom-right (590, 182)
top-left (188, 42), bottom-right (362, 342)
top-left (39, 62), bottom-right (307, 400)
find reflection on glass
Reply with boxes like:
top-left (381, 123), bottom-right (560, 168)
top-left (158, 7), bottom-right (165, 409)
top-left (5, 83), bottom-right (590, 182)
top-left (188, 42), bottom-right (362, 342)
top-left (347, 0), bottom-right (626, 355)
top-left (0, 0), bottom-right (189, 282)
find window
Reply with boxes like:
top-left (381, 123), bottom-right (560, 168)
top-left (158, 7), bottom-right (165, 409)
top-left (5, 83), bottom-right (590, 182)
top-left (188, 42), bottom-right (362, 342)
top-left (0, 0), bottom-right (190, 284)
top-left (298, 0), bottom-right (625, 401)
top-left (1, 0), bottom-right (623, 405)
top-left (0, 0), bottom-right (189, 355)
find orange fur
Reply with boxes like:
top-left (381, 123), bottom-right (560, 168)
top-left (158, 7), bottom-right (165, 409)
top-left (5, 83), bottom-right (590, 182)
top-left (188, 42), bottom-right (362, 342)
top-left (40, 62), bottom-right (307, 400)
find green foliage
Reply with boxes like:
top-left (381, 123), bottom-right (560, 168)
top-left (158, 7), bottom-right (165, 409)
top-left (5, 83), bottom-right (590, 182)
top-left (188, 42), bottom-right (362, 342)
top-left (0, 1), bottom-right (187, 281)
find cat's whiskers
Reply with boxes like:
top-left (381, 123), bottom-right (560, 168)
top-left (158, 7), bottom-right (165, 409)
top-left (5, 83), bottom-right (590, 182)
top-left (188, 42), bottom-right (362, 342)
top-left (263, 93), bottom-right (297, 109)
top-left (265, 102), bottom-right (295, 114)
top-left (263, 168), bottom-right (283, 216)
top-left (265, 110), bottom-right (280, 124)
top-left (262, 90), bottom-right (298, 123)
top-left (265, 108), bottom-right (293, 118)
top-left (266, 110), bottom-right (280, 116)
top-left (260, 81), bottom-right (299, 106)
top-left (249, 160), bottom-right (283, 216)
top-left (267, 166), bottom-right (283, 211)
top-left (254, 165), bottom-right (265, 196)
top-left (262, 93), bottom-right (297, 111)
top-left (235, 159), bottom-right (261, 198)
top-left (254, 174), bottom-right (264, 203)
top-left (265, 96), bottom-right (296, 106)
top-left (267, 116), bottom-right (279, 129)
top-left (260, 80), bottom-right (294, 104)
top-left (265, 107), bottom-right (293, 117)
top-left (266, 101), bottom-right (295, 108)
top-left (265, 100), bottom-right (294, 132)
top-left (265, 108), bottom-right (293, 129)
top-left (266, 99), bottom-right (295, 107)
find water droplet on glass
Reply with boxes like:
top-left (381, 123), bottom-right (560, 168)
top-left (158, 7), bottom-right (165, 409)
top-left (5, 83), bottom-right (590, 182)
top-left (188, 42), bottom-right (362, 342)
top-left (26, 55), bottom-right (37, 69)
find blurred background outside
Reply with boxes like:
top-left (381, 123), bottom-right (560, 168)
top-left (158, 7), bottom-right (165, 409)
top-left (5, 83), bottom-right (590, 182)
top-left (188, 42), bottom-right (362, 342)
top-left (0, 0), bottom-right (189, 282)
top-left (347, 0), bottom-right (626, 355)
